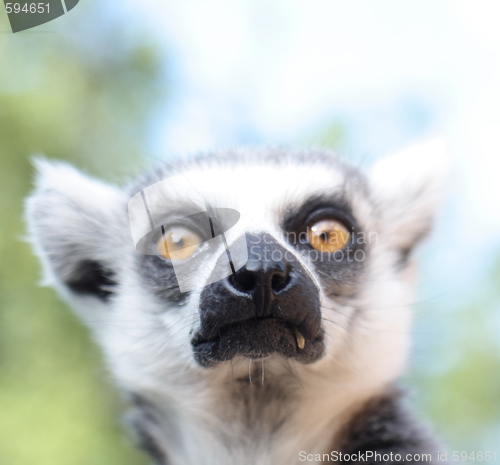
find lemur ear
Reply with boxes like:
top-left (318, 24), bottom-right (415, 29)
top-left (25, 159), bottom-right (129, 304)
top-left (369, 138), bottom-right (449, 259)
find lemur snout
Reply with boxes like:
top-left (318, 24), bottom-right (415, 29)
top-left (192, 233), bottom-right (325, 367)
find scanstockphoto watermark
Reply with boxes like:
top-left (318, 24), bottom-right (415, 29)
top-left (299, 451), bottom-right (433, 462)
top-left (3, 0), bottom-right (79, 33)
top-left (299, 450), bottom-right (498, 462)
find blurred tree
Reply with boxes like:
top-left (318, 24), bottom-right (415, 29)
top-left (407, 257), bottom-right (500, 451)
top-left (301, 119), bottom-right (345, 152)
top-left (0, 2), bottom-right (164, 464)
top-left (313, 120), bottom-right (344, 150)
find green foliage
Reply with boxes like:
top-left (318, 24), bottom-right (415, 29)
top-left (407, 259), bottom-right (500, 451)
top-left (313, 120), bottom-right (344, 150)
top-left (0, 3), bottom-right (163, 464)
top-left (299, 119), bottom-right (345, 152)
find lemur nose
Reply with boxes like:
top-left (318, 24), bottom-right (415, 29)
top-left (222, 232), bottom-right (311, 319)
top-left (228, 256), bottom-right (292, 314)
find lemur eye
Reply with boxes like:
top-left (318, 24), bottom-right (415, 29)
top-left (156, 226), bottom-right (201, 261)
top-left (307, 219), bottom-right (350, 253)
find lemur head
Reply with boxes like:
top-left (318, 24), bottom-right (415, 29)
top-left (25, 141), bottom-right (445, 399)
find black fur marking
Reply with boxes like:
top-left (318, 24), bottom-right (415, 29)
top-left (338, 388), bottom-right (441, 464)
top-left (137, 429), bottom-right (167, 465)
top-left (139, 254), bottom-right (190, 305)
top-left (395, 247), bottom-right (412, 269)
top-left (281, 193), bottom-right (369, 300)
top-left (129, 395), bottom-right (169, 465)
top-left (65, 260), bottom-right (116, 301)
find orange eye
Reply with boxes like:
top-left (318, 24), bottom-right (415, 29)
top-left (307, 219), bottom-right (350, 253)
top-left (156, 227), bottom-right (201, 261)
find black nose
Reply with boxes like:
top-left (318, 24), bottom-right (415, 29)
top-left (228, 255), bottom-right (292, 316)
top-left (193, 232), bottom-right (324, 366)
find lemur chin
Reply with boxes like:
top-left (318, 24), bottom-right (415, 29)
top-left (26, 140), bottom-right (447, 465)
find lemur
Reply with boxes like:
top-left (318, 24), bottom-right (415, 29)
top-left (25, 139), bottom-right (447, 465)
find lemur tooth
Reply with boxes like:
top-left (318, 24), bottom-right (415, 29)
top-left (294, 328), bottom-right (305, 350)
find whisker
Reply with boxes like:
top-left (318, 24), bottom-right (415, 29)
top-left (153, 319), bottom-right (199, 357)
top-left (230, 360), bottom-right (235, 388)
top-left (289, 358), bottom-right (304, 390)
top-left (116, 328), bottom-right (167, 361)
top-left (320, 293), bottom-right (447, 314)
top-left (284, 357), bottom-right (303, 389)
top-left (321, 314), bottom-right (408, 334)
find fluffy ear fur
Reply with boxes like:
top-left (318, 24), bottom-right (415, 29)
top-left (370, 138), bottom-right (449, 259)
top-left (24, 159), bottom-right (129, 303)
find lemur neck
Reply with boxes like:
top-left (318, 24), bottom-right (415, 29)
top-left (130, 365), bottom-right (382, 465)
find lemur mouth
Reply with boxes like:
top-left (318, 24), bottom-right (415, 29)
top-left (191, 317), bottom-right (324, 367)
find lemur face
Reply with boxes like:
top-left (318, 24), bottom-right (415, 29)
top-left (26, 142), bottom-right (445, 395)
top-left (128, 157), bottom-right (374, 369)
